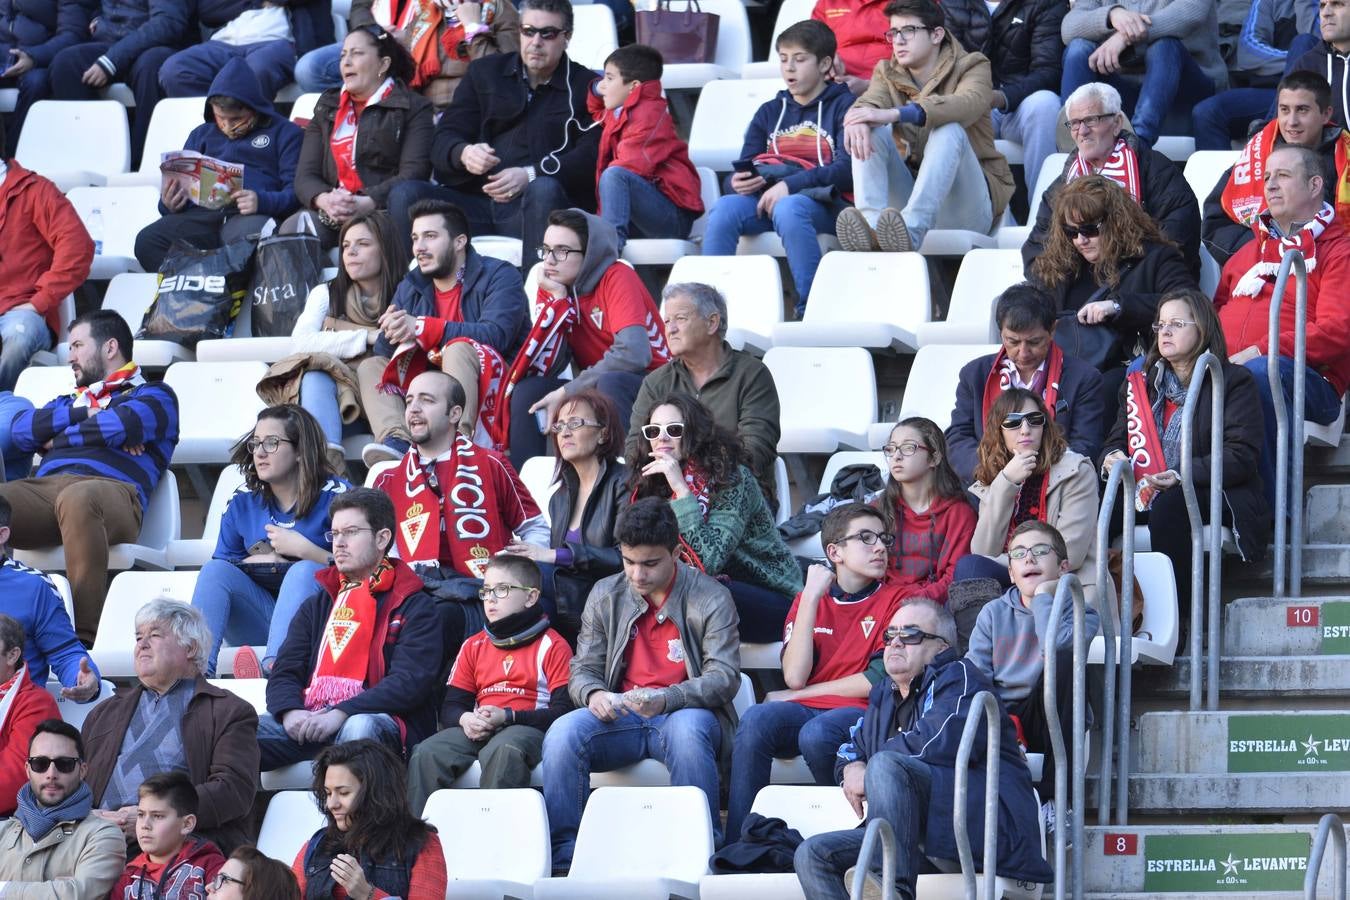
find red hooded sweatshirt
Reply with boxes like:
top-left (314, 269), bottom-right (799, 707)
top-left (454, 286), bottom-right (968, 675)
top-left (109, 835), bottom-right (225, 900)
top-left (0, 667), bottom-right (58, 817)
top-left (882, 493), bottom-right (978, 602)
top-left (588, 80), bottom-right (704, 215)
top-left (812, 0), bottom-right (891, 80)
top-left (0, 161), bottom-right (94, 334)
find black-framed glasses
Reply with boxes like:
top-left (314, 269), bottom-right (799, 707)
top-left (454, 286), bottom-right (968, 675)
top-left (883, 25), bottom-right (929, 43)
top-left (1066, 112), bottom-right (1115, 132)
top-left (837, 529), bottom-right (894, 547)
top-left (246, 436), bottom-right (295, 454)
top-left (882, 441), bottom-right (928, 458)
top-left (208, 873), bottom-right (246, 891)
top-left (325, 527), bottom-right (373, 542)
top-left (641, 422), bottom-right (685, 440)
top-left (883, 625), bottom-right (946, 646)
top-left (520, 25), bottom-right (567, 39)
top-left (1008, 543), bottom-right (1057, 561)
top-left (478, 583), bottom-right (536, 600)
top-left (27, 756), bottom-right (80, 773)
top-left (1060, 221), bottom-right (1102, 240)
top-left (549, 416), bottom-right (603, 434)
top-left (1000, 411), bottom-right (1047, 430)
top-left (536, 243), bottom-right (580, 262)
top-left (1151, 319), bottom-right (1197, 334)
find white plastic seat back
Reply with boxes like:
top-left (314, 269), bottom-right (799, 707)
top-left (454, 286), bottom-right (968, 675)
top-left (1183, 150), bottom-right (1239, 217)
top-left (91, 571), bottom-right (199, 677)
top-left (107, 97), bottom-right (206, 184)
top-left (688, 79), bottom-right (782, 171)
top-left (571, 786), bottom-right (713, 883)
top-left (667, 254), bottom-right (783, 355)
top-left (1026, 152), bottom-right (1069, 225)
top-left (764, 347), bottom-right (876, 453)
top-left (519, 455), bottom-right (560, 525)
top-left (163, 362), bottom-right (268, 465)
top-left (47, 573), bottom-right (75, 623)
top-left (257, 791), bottom-right (326, 864)
top-left (65, 186), bottom-right (162, 277)
top-left (741, 0), bottom-right (816, 77)
top-left (167, 466), bottom-right (247, 567)
top-left (661, 0), bottom-right (753, 89)
top-left (775, 252), bottom-right (930, 352)
top-left (898, 344), bottom-right (1000, 431)
top-left (569, 5), bottom-right (619, 72)
top-left (816, 451), bottom-right (887, 496)
top-left (917, 249), bottom-right (1026, 346)
top-left (750, 785), bottom-right (860, 837)
top-left (1153, 135), bottom-right (1196, 162)
top-left (1089, 550), bottom-right (1179, 666)
top-left (424, 789), bottom-right (551, 887)
top-left (102, 273), bottom-right (196, 368)
top-left (289, 92), bottom-right (323, 125)
top-left (16, 100), bottom-right (131, 188)
top-left (46, 678), bottom-right (116, 731)
top-left (13, 365), bottom-right (75, 408)
top-left (773, 456), bottom-right (791, 524)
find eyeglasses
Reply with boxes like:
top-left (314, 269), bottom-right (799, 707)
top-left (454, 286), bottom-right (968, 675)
top-left (208, 873), bottom-right (246, 891)
top-left (549, 416), bottom-right (603, 434)
top-left (325, 527), bottom-right (373, 542)
top-left (520, 25), bottom-right (566, 39)
top-left (536, 243), bottom-right (580, 263)
top-left (1008, 542), bottom-right (1057, 561)
top-left (1060, 221), bottom-right (1102, 240)
top-left (836, 529), bottom-right (894, 547)
top-left (882, 441), bottom-right (928, 458)
top-left (1151, 319), bottom-right (1197, 334)
top-left (883, 25), bottom-right (929, 43)
top-left (883, 625), bottom-right (945, 645)
top-left (1000, 411), bottom-right (1047, 430)
top-left (641, 422), bottom-right (686, 440)
top-left (1066, 112), bottom-right (1115, 132)
top-left (27, 756), bottom-right (80, 773)
top-left (246, 436), bottom-right (295, 454)
top-left (478, 583), bottom-right (536, 600)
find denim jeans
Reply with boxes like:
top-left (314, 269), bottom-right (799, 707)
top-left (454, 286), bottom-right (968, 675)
top-left (1242, 354), bottom-right (1344, 510)
top-left (1192, 87), bottom-right (1275, 150)
top-left (190, 557), bottom-right (328, 675)
top-left (541, 706), bottom-right (722, 868)
top-left (701, 191), bottom-right (837, 314)
top-left (597, 165), bottom-right (698, 247)
top-left (159, 39), bottom-right (298, 99)
top-left (1060, 36), bottom-right (1215, 145)
top-left (991, 89), bottom-right (1062, 194)
top-left (257, 710), bottom-right (401, 771)
top-left (0, 308), bottom-right (52, 393)
top-left (853, 122), bottom-right (994, 250)
top-left (951, 553), bottom-right (1013, 591)
top-left (794, 751), bottom-right (934, 900)
top-left (294, 41), bottom-right (342, 93)
top-left (725, 701), bottom-right (863, 841)
top-left (299, 370), bottom-right (344, 446)
top-left (0, 390), bottom-right (35, 481)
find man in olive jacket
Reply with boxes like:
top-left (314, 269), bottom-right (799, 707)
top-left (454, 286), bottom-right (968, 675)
top-left (540, 497), bottom-right (741, 873)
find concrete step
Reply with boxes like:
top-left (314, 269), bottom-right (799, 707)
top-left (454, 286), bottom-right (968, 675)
top-left (1101, 772), bottom-right (1350, 814)
top-left (1248, 544), bottom-right (1350, 583)
top-left (1135, 656), bottom-right (1350, 699)
top-left (1306, 483), bottom-right (1350, 542)
top-left (1221, 595), bottom-right (1350, 655)
top-left (1136, 710), bottom-right (1350, 774)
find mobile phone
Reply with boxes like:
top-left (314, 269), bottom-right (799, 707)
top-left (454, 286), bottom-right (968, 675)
top-left (247, 540), bottom-right (273, 556)
top-left (732, 158), bottom-right (758, 176)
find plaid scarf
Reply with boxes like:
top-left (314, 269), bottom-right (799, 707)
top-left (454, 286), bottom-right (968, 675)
top-left (1222, 121), bottom-right (1350, 228)
top-left (304, 560), bottom-right (396, 710)
top-left (1233, 202), bottom-right (1335, 297)
top-left (1068, 137), bottom-right (1141, 203)
top-left (980, 345), bottom-right (1064, 428)
top-left (74, 362), bottom-right (144, 409)
top-left (1008, 470), bottom-right (1050, 543)
top-left (330, 78), bottom-right (396, 193)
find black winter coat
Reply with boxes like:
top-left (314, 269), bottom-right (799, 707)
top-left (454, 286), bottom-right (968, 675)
top-left (547, 458), bottom-right (629, 635)
top-left (0, 0), bottom-right (93, 67)
top-left (937, 0), bottom-right (1068, 113)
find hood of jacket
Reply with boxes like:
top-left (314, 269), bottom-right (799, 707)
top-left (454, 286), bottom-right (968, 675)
top-left (897, 492), bottom-right (972, 530)
top-left (202, 56), bottom-right (279, 123)
top-left (566, 208), bottom-right (621, 297)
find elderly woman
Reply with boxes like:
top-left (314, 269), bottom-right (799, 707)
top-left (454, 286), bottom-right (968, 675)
top-left (625, 282), bottom-right (782, 507)
top-left (81, 600), bottom-right (260, 854)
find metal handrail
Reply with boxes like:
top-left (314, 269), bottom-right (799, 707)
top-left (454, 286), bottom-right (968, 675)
top-left (1268, 249), bottom-right (1308, 599)
top-left (851, 818), bottom-right (897, 900)
top-left (1305, 813), bottom-right (1347, 899)
top-left (1180, 350), bottom-right (1226, 711)
top-left (954, 690), bottom-right (1001, 900)
top-left (1094, 460), bottom-right (1130, 826)
top-left (1041, 573), bottom-right (1091, 897)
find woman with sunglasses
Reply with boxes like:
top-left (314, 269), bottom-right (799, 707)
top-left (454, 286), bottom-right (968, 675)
top-left (294, 740), bottom-right (445, 900)
top-left (207, 847), bottom-right (301, 900)
top-left (190, 405), bottom-right (352, 677)
top-left (871, 417), bottom-right (977, 600)
top-left (499, 388), bottom-right (630, 643)
top-left (629, 392), bottom-right (802, 641)
top-left (1100, 288), bottom-right (1269, 607)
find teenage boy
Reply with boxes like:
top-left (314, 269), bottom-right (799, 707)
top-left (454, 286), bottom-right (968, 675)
top-left (965, 520), bottom-right (1099, 794)
top-left (588, 44), bottom-right (704, 249)
top-left (836, 0), bottom-right (1013, 254)
top-left (724, 502), bottom-right (903, 842)
top-left (109, 771), bottom-right (225, 899)
top-left (701, 20), bottom-right (854, 314)
top-left (406, 555), bottom-right (573, 813)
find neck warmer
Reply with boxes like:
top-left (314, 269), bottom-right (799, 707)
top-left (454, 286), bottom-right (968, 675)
top-left (484, 602), bottom-right (551, 649)
top-left (15, 781), bottom-right (93, 841)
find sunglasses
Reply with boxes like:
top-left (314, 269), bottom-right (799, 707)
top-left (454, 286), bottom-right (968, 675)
top-left (1000, 411), bottom-right (1047, 430)
top-left (28, 755), bottom-right (80, 773)
top-left (1060, 221), bottom-right (1102, 240)
top-left (520, 25), bottom-right (566, 39)
top-left (883, 625), bottom-right (945, 646)
top-left (641, 422), bottom-right (685, 440)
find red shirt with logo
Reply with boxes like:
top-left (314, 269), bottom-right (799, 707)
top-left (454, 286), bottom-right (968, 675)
top-left (782, 581), bottom-right (904, 709)
top-left (448, 627), bottom-right (573, 712)
top-left (563, 264), bottom-right (670, 372)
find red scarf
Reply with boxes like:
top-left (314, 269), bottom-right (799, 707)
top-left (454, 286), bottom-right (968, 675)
top-left (0, 663), bottom-right (28, 737)
top-left (387, 434), bottom-right (507, 577)
top-left (303, 561), bottom-right (396, 710)
top-left (1123, 369), bottom-right (1168, 511)
top-left (380, 329), bottom-right (508, 448)
top-left (1068, 137), bottom-right (1141, 203)
top-left (329, 79), bottom-right (396, 193)
top-left (1231, 202), bottom-right (1335, 297)
top-left (980, 345), bottom-right (1064, 429)
top-left (74, 362), bottom-right (144, 409)
top-left (1008, 470), bottom-right (1050, 543)
top-left (1222, 121), bottom-right (1350, 228)
top-left (627, 461), bottom-right (714, 571)
top-left (490, 291), bottom-right (577, 448)
top-left (390, 0), bottom-right (498, 88)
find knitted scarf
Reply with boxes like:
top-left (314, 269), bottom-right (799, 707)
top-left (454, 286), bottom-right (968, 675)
top-left (329, 78), bottom-right (396, 192)
top-left (980, 344), bottom-right (1064, 428)
top-left (484, 602), bottom-right (551, 649)
top-left (15, 781), bottom-right (93, 841)
top-left (1232, 202), bottom-right (1335, 297)
top-left (74, 362), bottom-right (144, 409)
top-left (1222, 121), bottom-right (1350, 228)
top-left (489, 291), bottom-right (577, 449)
top-left (1123, 367), bottom-right (1170, 511)
top-left (1068, 136), bottom-right (1141, 203)
top-left (304, 560), bottom-right (396, 710)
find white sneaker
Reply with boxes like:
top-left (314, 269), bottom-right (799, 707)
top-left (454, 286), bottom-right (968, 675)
top-left (361, 440), bottom-right (404, 467)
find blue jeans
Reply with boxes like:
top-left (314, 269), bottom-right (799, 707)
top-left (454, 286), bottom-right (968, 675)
top-left (542, 706), bottom-right (722, 868)
top-left (1243, 355), bottom-right (1344, 510)
top-left (794, 751), bottom-right (934, 900)
top-left (0, 391), bottom-right (35, 480)
top-left (726, 702), bottom-right (862, 841)
top-left (299, 370), bottom-right (344, 445)
top-left (1192, 87), bottom-right (1274, 150)
top-left (256, 711), bottom-right (401, 771)
top-left (159, 39), bottom-right (297, 99)
top-left (1061, 36), bottom-right (1215, 145)
top-left (991, 89), bottom-right (1062, 198)
top-left (190, 557), bottom-right (327, 675)
top-left (0, 308), bottom-right (52, 393)
top-left (702, 191), bottom-right (837, 315)
top-left (596, 165), bottom-right (697, 248)
top-left (294, 41), bottom-right (342, 93)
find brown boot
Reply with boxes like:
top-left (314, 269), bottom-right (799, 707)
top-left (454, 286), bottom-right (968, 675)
top-left (836, 208), bottom-right (881, 252)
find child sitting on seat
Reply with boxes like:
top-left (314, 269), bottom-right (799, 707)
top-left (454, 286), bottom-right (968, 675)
top-left (109, 772), bottom-right (225, 898)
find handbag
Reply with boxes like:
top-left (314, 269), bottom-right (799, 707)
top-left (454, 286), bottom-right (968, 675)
top-left (636, 0), bottom-right (719, 64)
top-left (1052, 267), bottom-right (1136, 371)
top-left (249, 214), bottom-right (326, 338)
top-left (139, 239), bottom-right (255, 348)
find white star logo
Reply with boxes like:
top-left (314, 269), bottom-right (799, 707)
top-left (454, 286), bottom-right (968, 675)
top-left (1304, 735), bottom-right (1322, 757)
top-left (1221, 854), bottom-right (1240, 877)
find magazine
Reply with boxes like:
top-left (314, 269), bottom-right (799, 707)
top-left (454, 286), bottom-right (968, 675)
top-left (160, 150), bottom-right (245, 210)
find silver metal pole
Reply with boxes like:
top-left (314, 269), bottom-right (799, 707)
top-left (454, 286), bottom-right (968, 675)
top-left (851, 818), bottom-right (898, 900)
top-left (1267, 249), bottom-right (1308, 599)
top-left (954, 691), bottom-right (1001, 900)
top-left (1291, 253), bottom-right (1309, 599)
top-left (1093, 462), bottom-right (1129, 826)
top-left (1305, 813), bottom-right (1347, 899)
top-left (1041, 575), bottom-right (1088, 897)
top-left (1181, 351), bottom-right (1226, 711)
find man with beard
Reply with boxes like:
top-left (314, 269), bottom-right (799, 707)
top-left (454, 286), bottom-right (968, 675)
top-left (0, 310), bottom-right (179, 644)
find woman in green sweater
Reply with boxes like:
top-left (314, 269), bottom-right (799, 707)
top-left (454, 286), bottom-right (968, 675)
top-left (628, 392), bottom-right (802, 641)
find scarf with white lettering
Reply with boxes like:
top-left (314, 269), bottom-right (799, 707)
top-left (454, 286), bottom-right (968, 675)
top-left (304, 560), bottom-right (396, 710)
top-left (381, 333), bottom-right (508, 450)
top-left (1232, 202), bottom-right (1335, 297)
top-left (1068, 136), bottom-right (1140, 203)
top-left (0, 663), bottom-right (28, 740)
top-left (1123, 367), bottom-right (1171, 511)
top-left (980, 344), bottom-right (1064, 429)
top-left (1222, 121), bottom-right (1350, 228)
top-left (74, 362), bottom-right (144, 409)
top-left (330, 77), bottom-right (396, 192)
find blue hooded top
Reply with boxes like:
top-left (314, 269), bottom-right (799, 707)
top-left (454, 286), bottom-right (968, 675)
top-left (176, 56), bottom-right (303, 219)
top-left (733, 79), bottom-right (854, 196)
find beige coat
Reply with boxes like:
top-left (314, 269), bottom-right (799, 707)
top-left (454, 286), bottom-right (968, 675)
top-left (854, 35), bottom-right (1015, 221)
top-left (0, 811), bottom-right (125, 899)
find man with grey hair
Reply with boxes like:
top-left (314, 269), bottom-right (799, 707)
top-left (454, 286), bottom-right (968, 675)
top-left (81, 599), bottom-right (259, 853)
top-left (795, 600), bottom-right (1052, 899)
top-left (625, 282), bottom-right (782, 507)
top-left (1022, 81), bottom-right (1200, 271)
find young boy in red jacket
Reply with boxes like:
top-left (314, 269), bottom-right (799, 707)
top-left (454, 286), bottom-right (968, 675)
top-left (588, 44), bottom-right (704, 248)
top-left (109, 772), bottom-right (224, 900)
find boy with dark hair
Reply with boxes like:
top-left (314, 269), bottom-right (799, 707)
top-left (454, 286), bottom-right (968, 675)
top-left (701, 19), bottom-right (854, 315)
top-left (587, 43), bottom-right (704, 248)
top-left (110, 772), bottom-right (225, 900)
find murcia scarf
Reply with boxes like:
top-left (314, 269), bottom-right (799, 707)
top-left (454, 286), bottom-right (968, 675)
top-left (1123, 368), bottom-right (1171, 511)
top-left (304, 560), bottom-right (396, 710)
top-left (1222, 121), bottom-right (1350, 228)
top-left (980, 344), bottom-right (1064, 427)
top-left (329, 77), bottom-right (396, 192)
top-left (74, 362), bottom-right (144, 409)
top-left (1068, 136), bottom-right (1141, 203)
top-left (1232, 202), bottom-right (1335, 297)
top-left (0, 663), bottom-right (28, 740)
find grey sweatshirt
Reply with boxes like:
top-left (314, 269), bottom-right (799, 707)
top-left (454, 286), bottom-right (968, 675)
top-left (1060, 0), bottom-right (1228, 91)
top-left (965, 584), bottom-right (1101, 702)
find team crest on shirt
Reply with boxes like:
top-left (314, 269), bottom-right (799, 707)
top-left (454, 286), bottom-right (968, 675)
top-left (502, 655), bottom-right (514, 676)
top-left (667, 639), bottom-right (685, 663)
top-left (590, 306), bottom-right (604, 329)
top-left (860, 616), bottom-right (877, 639)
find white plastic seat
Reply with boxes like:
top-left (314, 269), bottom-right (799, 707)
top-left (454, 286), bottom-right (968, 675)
top-left (45, 678), bottom-right (116, 730)
top-left (27, 294), bottom-right (76, 367)
top-left (994, 138), bottom-right (1025, 167)
top-left (196, 266), bottom-right (340, 363)
top-left (894, 343), bottom-right (1001, 433)
top-left (660, 0), bottom-right (752, 91)
top-left (163, 361), bottom-right (268, 465)
top-left (1182, 150), bottom-right (1238, 217)
top-left (739, 641), bottom-right (783, 670)
top-left (13, 364), bottom-right (76, 408)
top-left (773, 456), bottom-right (791, 524)
top-left (166, 466), bottom-right (248, 567)
top-left (1308, 396), bottom-right (1348, 448)
top-left (620, 168), bottom-right (721, 265)
top-left (741, 0), bottom-right (816, 78)
top-left (917, 225), bottom-right (999, 256)
top-left (916, 249), bottom-right (1025, 346)
top-left (519, 455), bottom-right (560, 526)
top-left (667, 253), bottom-right (783, 355)
top-left (763, 347), bottom-right (876, 453)
top-left (736, 231), bottom-right (841, 258)
top-left (101, 83), bottom-right (136, 107)
top-left (65, 186), bottom-right (162, 279)
top-left (101, 273), bottom-right (195, 368)
top-left (16, 100), bottom-right (131, 190)
top-left (786, 451), bottom-right (887, 558)
top-left (568, 4), bottom-right (619, 72)
top-left (0, 88), bottom-right (17, 113)
top-left (424, 789), bottom-right (551, 899)
top-left (772, 252), bottom-right (929, 352)
top-left (257, 790), bottom-right (326, 863)
top-left (289, 92), bottom-right (323, 125)
top-left (89, 571), bottom-right (199, 677)
top-left (208, 678), bottom-right (315, 790)
top-left (472, 235), bottom-right (523, 267)
top-left (47, 573), bottom-right (75, 623)
top-left (108, 97), bottom-right (208, 187)
top-left (688, 79), bottom-right (782, 172)
top-left (1088, 550), bottom-right (1179, 666)
top-left (999, 152), bottom-right (1068, 249)
top-left (1153, 135), bottom-right (1197, 163)
top-left (532, 786), bottom-right (714, 899)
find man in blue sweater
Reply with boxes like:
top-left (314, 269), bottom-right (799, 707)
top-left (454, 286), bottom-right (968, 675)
top-left (0, 309), bottom-right (179, 644)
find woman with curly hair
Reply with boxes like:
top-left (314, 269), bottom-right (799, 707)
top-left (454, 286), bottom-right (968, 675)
top-left (208, 847), bottom-right (301, 900)
top-left (629, 392), bottom-right (802, 641)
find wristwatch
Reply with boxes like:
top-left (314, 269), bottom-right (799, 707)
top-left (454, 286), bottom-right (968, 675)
top-left (524, 165), bottom-right (537, 183)
top-left (1110, 300), bottom-right (1121, 315)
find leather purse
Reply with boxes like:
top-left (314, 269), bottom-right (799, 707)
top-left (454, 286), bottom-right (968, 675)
top-left (636, 0), bottom-right (720, 64)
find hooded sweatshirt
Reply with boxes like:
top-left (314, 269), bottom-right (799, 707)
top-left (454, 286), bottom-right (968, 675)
top-left (1295, 42), bottom-right (1350, 135)
top-left (882, 493), bottom-right (978, 602)
top-left (733, 80), bottom-right (854, 196)
top-left (587, 79), bottom-right (703, 215)
top-left (178, 56), bottom-right (303, 219)
top-left (109, 835), bottom-right (225, 900)
top-left (965, 584), bottom-right (1100, 702)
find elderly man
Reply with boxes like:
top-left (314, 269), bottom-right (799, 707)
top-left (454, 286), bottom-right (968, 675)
top-left (0, 615), bottom-right (60, 817)
top-left (625, 283), bottom-right (782, 507)
top-left (794, 600), bottom-right (1052, 899)
top-left (1022, 82), bottom-right (1200, 272)
top-left (82, 600), bottom-right (258, 854)
top-left (0, 719), bottom-right (126, 895)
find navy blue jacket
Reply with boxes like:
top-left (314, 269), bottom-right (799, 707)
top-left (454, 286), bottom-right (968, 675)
top-left (945, 350), bottom-right (1106, 486)
top-left (89, 0), bottom-right (190, 75)
top-left (835, 648), bottom-right (1053, 885)
top-left (732, 81), bottom-right (853, 196)
top-left (177, 57), bottom-right (303, 219)
top-left (373, 244), bottom-right (528, 360)
top-left (0, 555), bottom-right (99, 690)
top-left (190, 0), bottom-right (334, 55)
top-left (11, 379), bottom-right (179, 511)
top-left (0, 0), bottom-right (95, 67)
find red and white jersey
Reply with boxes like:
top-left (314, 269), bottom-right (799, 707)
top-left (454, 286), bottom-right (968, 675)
top-left (447, 627), bottom-right (573, 712)
top-left (782, 582), bottom-right (904, 709)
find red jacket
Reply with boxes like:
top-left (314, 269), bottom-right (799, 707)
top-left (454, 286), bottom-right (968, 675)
top-left (812, 0), bottom-right (891, 80)
top-left (0, 667), bottom-right (59, 817)
top-left (109, 836), bottom-right (225, 900)
top-left (588, 80), bottom-right (703, 215)
top-left (1214, 219), bottom-right (1350, 394)
top-left (0, 161), bottom-right (94, 333)
top-left (882, 493), bottom-right (978, 602)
